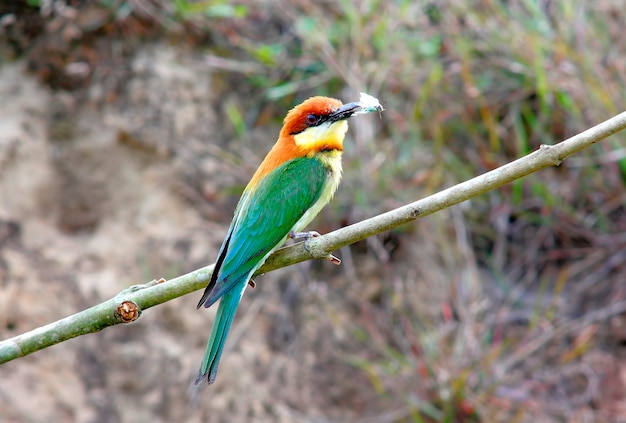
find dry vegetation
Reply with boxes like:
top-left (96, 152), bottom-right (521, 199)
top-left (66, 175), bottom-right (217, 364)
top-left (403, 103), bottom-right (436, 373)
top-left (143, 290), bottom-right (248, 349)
top-left (1, 1), bottom-right (626, 422)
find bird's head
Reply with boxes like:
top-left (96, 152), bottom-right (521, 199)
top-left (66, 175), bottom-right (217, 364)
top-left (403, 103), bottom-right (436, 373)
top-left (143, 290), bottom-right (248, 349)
top-left (280, 96), bottom-right (375, 154)
top-left (247, 93), bottom-right (382, 189)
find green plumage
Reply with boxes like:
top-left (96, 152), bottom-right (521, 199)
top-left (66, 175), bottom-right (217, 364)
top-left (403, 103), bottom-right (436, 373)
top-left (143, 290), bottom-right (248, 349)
top-left (196, 155), bottom-right (333, 384)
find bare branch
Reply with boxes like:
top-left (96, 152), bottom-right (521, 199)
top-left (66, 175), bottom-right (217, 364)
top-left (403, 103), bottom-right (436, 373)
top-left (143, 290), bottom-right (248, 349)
top-left (1, 110), bottom-right (626, 365)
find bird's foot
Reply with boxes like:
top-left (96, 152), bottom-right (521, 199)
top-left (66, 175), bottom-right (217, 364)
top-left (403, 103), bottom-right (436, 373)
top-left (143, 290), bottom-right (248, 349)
top-left (288, 231), bottom-right (341, 265)
top-left (248, 279), bottom-right (256, 288)
top-left (289, 230), bottom-right (320, 243)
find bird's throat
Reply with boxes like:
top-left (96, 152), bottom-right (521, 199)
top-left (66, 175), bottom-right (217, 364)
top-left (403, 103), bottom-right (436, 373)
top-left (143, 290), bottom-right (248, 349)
top-left (293, 120), bottom-right (348, 153)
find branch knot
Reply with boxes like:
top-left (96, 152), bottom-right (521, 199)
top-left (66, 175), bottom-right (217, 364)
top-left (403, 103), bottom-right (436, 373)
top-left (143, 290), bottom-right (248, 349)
top-left (116, 301), bottom-right (140, 323)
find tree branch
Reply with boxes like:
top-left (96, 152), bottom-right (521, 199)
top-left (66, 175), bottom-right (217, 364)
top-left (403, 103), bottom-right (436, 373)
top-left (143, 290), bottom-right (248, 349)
top-left (1, 111), bottom-right (626, 365)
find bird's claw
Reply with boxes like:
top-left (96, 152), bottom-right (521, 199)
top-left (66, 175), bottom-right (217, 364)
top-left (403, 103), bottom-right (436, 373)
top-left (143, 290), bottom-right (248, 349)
top-left (288, 230), bottom-right (321, 252)
top-left (289, 230), bottom-right (320, 242)
top-left (288, 231), bottom-right (341, 265)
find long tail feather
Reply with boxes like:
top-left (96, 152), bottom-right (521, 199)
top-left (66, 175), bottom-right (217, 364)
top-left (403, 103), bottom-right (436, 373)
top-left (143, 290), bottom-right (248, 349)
top-left (195, 283), bottom-right (246, 385)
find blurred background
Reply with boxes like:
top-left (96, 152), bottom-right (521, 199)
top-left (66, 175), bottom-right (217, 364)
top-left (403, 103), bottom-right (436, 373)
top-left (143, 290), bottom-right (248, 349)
top-left (1, 1), bottom-right (625, 422)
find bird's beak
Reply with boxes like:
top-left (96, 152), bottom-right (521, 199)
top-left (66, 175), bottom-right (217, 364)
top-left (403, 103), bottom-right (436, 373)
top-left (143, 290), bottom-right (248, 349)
top-left (328, 102), bottom-right (363, 122)
top-left (329, 92), bottom-right (384, 122)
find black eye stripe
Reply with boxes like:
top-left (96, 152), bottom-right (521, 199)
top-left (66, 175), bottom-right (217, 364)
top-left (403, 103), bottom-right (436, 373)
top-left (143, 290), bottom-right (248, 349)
top-left (289, 112), bottom-right (331, 135)
top-left (306, 114), bottom-right (329, 127)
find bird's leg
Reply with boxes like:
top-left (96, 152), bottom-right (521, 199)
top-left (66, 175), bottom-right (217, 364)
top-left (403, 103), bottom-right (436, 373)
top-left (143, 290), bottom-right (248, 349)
top-left (288, 231), bottom-right (341, 265)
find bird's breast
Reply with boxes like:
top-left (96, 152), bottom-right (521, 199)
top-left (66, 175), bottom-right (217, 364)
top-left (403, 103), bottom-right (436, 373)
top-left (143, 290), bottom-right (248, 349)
top-left (291, 150), bottom-right (343, 234)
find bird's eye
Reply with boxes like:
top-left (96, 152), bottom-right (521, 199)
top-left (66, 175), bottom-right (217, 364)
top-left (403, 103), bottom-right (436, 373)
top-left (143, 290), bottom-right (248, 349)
top-left (305, 114), bottom-right (319, 126)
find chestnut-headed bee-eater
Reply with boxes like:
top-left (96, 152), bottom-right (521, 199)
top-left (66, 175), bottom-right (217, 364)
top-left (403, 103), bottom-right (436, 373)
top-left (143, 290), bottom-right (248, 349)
top-left (196, 93), bottom-right (383, 385)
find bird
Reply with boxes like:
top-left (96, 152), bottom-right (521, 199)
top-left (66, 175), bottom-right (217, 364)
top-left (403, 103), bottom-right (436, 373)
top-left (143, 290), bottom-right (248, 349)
top-left (195, 93), bottom-right (383, 385)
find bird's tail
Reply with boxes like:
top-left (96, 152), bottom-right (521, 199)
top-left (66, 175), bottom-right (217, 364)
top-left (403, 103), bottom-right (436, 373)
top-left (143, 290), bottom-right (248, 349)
top-left (195, 284), bottom-right (245, 385)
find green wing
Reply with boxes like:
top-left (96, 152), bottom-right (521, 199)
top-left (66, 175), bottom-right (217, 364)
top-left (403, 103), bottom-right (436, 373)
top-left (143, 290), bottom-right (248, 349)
top-left (198, 156), bottom-right (329, 307)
